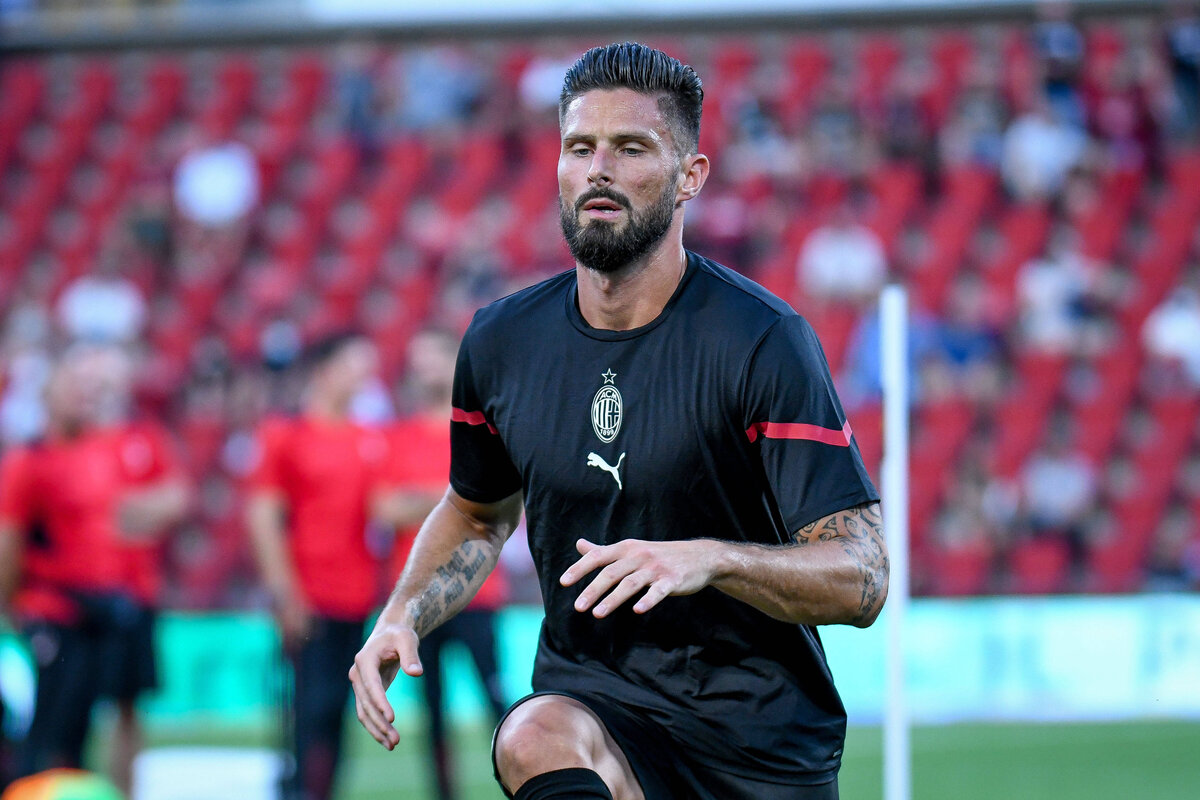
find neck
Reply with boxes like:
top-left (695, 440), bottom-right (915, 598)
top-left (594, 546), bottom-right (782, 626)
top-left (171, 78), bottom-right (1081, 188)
top-left (576, 234), bottom-right (687, 331)
top-left (306, 391), bottom-right (349, 421)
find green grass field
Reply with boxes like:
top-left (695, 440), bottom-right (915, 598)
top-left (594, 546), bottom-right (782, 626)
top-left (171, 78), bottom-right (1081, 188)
top-left (138, 718), bottom-right (1200, 800)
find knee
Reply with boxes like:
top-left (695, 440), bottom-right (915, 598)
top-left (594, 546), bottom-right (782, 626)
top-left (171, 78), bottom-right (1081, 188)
top-left (494, 697), bottom-right (593, 790)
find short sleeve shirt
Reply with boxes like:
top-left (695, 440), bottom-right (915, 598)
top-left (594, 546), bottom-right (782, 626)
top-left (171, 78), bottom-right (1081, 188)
top-left (248, 416), bottom-right (390, 621)
top-left (449, 252), bottom-right (878, 784)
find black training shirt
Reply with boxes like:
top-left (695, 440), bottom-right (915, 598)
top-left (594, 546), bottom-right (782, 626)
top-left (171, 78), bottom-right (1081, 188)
top-left (451, 251), bottom-right (878, 784)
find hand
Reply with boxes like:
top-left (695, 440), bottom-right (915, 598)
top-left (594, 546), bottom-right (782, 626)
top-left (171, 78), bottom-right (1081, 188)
top-left (560, 538), bottom-right (720, 618)
top-left (273, 591), bottom-right (313, 652)
top-left (349, 621), bottom-right (423, 750)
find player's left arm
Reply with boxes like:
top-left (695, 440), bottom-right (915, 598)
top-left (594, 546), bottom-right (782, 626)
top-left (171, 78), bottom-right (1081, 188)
top-left (563, 500), bottom-right (888, 627)
top-left (118, 476), bottom-right (192, 540)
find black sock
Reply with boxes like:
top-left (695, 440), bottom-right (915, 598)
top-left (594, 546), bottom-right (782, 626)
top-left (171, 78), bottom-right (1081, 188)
top-left (513, 767), bottom-right (614, 800)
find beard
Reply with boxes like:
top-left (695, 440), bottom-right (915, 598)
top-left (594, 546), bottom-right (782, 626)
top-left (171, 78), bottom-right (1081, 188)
top-left (560, 182), bottom-right (678, 274)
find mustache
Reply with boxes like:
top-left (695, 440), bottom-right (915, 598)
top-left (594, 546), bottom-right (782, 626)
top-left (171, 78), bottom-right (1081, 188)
top-left (574, 188), bottom-right (632, 214)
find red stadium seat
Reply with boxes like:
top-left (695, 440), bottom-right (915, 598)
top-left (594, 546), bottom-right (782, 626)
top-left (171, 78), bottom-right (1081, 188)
top-left (1008, 538), bottom-right (1071, 595)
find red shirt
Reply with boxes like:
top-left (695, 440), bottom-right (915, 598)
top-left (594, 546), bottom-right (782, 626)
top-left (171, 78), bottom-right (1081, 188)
top-left (386, 414), bottom-right (508, 610)
top-left (0, 430), bottom-right (130, 624)
top-left (113, 420), bottom-right (184, 606)
top-left (249, 416), bottom-right (390, 621)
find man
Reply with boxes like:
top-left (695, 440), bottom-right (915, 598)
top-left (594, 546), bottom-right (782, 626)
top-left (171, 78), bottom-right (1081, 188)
top-left (378, 328), bottom-right (510, 800)
top-left (246, 332), bottom-right (390, 800)
top-left (351, 43), bottom-right (887, 800)
top-left (0, 347), bottom-right (144, 777)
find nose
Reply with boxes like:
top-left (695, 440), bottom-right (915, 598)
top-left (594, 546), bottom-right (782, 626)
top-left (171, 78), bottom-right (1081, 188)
top-left (587, 150), bottom-right (613, 186)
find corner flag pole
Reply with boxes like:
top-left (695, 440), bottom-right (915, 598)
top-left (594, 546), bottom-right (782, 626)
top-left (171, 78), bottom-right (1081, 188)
top-left (880, 284), bottom-right (911, 800)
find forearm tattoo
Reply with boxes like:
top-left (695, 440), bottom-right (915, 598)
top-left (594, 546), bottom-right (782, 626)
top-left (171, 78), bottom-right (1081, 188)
top-left (795, 502), bottom-right (888, 625)
top-left (404, 539), bottom-right (494, 636)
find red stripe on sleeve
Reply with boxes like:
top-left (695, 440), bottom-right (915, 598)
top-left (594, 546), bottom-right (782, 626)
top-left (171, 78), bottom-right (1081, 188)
top-left (451, 407), bottom-right (498, 435)
top-left (745, 420), bottom-right (853, 447)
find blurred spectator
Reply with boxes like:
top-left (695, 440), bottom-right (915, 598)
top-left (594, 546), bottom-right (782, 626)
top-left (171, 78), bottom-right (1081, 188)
top-left (334, 39), bottom-right (384, 157)
top-left (55, 248), bottom-right (147, 345)
top-left (796, 200), bottom-right (887, 303)
top-left (1015, 226), bottom-right (1114, 354)
top-left (1032, 0), bottom-right (1087, 129)
top-left (1086, 55), bottom-right (1160, 173)
top-left (387, 46), bottom-right (485, 132)
top-left (173, 137), bottom-right (260, 229)
top-left (939, 56), bottom-right (1009, 169)
top-left (1020, 423), bottom-right (1098, 556)
top-left (937, 272), bottom-right (1006, 402)
top-left (1001, 97), bottom-right (1088, 201)
top-left (1165, 1), bottom-right (1200, 140)
top-left (838, 304), bottom-right (942, 410)
top-left (1142, 283), bottom-right (1200, 387)
top-left (807, 75), bottom-right (873, 180)
top-left (1144, 504), bottom-right (1200, 590)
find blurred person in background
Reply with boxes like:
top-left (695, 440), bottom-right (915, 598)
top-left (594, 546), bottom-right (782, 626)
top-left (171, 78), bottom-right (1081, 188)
top-left (1165, 0), bottom-right (1200, 140)
top-left (1001, 95), bottom-right (1088, 202)
top-left (0, 346), bottom-right (155, 780)
top-left (246, 332), bottom-right (391, 800)
top-left (1019, 419), bottom-right (1098, 569)
top-left (796, 196), bottom-right (887, 304)
top-left (1141, 280), bottom-right (1200, 388)
top-left (90, 347), bottom-right (191, 797)
top-left (376, 328), bottom-right (509, 800)
top-left (1031, 0), bottom-right (1087, 129)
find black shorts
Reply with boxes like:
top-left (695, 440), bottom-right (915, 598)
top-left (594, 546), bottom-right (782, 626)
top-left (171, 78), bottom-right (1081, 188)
top-left (97, 604), bottom-right (159, 702)
top-left (492, 691), bottom-right (839, 800)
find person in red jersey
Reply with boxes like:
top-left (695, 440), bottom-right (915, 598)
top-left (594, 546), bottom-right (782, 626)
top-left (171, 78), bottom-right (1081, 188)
top-left (246, 332), bottom-right (391, 800)
top-left (93, 348), bottom-right (191, 797)
top-left (379, 328), bottom-right (510, 800)
top-left (0, 347), bottom-right (144, 778)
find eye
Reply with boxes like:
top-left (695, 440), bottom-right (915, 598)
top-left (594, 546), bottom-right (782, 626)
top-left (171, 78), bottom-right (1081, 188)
top-left (568, 145), bottom-right (592, 157)
top-left (621, 146), bottom-right (645, 156)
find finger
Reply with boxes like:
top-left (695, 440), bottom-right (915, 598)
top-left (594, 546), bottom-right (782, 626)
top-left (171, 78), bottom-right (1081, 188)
top-left (576, 538), bottom-right (599, 554)
top-left (574, 560), bottom-right (637, 612)
top-left (633, 581), bottom-right (673, 614)
top-left (352, 648), bottom-right (397, 729)
top-left (350, 665), bottom-right (394, 747)
top-left (560, 544), bottom-right (611, 587)
top-left (593, 571), bottom-right (653, 618)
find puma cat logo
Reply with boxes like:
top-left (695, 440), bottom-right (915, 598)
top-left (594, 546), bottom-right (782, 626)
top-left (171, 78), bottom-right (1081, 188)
top-left (587, 452), bottom-right (626, 491)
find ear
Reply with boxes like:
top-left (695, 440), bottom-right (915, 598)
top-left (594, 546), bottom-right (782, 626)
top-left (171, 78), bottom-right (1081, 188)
top-left (676, 153), bottom-right (710, 204)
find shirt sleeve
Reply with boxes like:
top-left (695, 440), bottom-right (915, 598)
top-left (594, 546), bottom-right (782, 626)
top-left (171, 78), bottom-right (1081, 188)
top-left (0, 448), bottom-right (34, 529)
top-left (247, 420), bottom-right (289, 494)
top-left (742, 315), bottom-right (879, 535)
top-left (449, 327), bottom-right (522, 504)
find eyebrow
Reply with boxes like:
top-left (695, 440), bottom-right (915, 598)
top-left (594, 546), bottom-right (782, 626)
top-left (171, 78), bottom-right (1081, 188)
top-left (562, 131), bottom-right (659, 146)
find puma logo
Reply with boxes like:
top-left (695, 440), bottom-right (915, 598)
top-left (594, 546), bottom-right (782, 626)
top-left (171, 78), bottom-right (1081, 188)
top-left (587, 452), bottom-right (626, 491)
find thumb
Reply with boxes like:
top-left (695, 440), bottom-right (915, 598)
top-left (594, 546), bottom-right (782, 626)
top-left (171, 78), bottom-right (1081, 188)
top-left (396, 627), bottom-right (424, 677)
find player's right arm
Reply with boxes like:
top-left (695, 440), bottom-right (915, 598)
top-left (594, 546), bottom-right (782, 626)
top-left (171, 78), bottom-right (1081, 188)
top-left (246, 489), bottom-right (310, 647)
top-left (0, 449), bottom-right (32, 623)
top-left (350, 485), bottom-right (522, 749)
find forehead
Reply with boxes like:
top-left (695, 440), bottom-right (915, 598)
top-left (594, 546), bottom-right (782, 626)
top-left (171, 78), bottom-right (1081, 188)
top-left (561, 88), bottom-right (672, 143)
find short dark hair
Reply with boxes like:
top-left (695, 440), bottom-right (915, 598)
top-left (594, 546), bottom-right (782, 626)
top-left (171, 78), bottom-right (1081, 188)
top-left (560, 42), bottom-right (703, 156)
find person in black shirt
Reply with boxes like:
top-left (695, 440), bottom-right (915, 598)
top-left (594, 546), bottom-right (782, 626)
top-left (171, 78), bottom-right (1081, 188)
top-left (350, 42), bottom-right (888, 800)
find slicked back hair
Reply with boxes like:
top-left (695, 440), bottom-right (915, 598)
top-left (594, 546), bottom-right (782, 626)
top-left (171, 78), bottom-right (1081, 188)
top-left (560, 42), bottom-right (703, 157)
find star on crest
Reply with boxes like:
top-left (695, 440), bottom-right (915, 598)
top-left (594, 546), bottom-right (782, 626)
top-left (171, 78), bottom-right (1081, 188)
top-left (601, 369), bottom-right (616, 385)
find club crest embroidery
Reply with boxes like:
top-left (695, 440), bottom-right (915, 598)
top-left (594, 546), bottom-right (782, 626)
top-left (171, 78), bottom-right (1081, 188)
top-left (591, 369), bottom-right (622, 443)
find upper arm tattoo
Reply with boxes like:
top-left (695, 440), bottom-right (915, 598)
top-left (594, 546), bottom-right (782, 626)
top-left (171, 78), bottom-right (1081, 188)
top-left (404, 538), bottom-right (495, 637)
top-left (795, 502), bottom-right (888, 625)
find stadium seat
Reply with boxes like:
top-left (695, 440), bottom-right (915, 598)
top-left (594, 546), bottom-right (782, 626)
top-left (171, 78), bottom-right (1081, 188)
top-left (1008, 538), bottom-right (1072, 595)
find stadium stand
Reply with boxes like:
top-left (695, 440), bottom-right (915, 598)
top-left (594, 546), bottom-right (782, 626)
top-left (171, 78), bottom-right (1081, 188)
top-left (2, 13), bottom-right (1199, 604)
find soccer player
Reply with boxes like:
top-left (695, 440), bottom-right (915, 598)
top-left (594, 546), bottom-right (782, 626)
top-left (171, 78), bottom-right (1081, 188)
top-left (350, 42), bottom-right (888, 800)
top-left (0, 347), bottom-right (143, 777)
top-left (378, 328), bottom-right (510, 800)
top-left (246, 332), bottom-right (390, 800)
